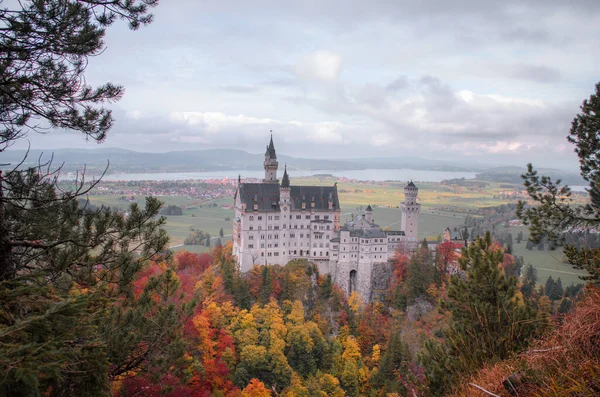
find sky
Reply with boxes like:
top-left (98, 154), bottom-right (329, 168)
top-left (15, 0), bottom-right (600, 171)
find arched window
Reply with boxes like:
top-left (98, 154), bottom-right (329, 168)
top-left (349, 270), bottom-right (357, 295)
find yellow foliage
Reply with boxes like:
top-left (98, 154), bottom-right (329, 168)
top-left (342, 336), bottom-right (362, 364)
top-left (286, 300), bottom-right (305, 326)
top-left (372, 344), bottom-right (381, 364)
top-left (348, 291), bottom-right (362, 315)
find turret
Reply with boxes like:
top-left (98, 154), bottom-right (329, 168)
top-left (263, 133), bottom-right (279, 183)
top-left (401, 181), bottom-right (421, 240)
top-left (365, 204), bottom-right (373, 224)
top-left (279, 165), bottom-right (291, 209)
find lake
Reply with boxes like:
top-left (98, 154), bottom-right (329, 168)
top-left (83, 168), bottom-right (477, 182)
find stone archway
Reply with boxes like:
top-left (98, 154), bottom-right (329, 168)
top-left (349, 270), bottom-right (357, 295)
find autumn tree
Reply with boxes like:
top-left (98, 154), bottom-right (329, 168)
top-left (518, 81), bottom-right (600, 283)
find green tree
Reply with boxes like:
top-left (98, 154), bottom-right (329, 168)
top-left (420, 233), bottom-right (544, 396)
top-left (518, 82), bottom-right (600, 283)
top-left (0, 0), bottom-right (157, 150)
top-left (371, 330), bottom-right (410, 394)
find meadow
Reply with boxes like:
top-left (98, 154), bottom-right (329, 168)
top-left (87, 176), bottom-right (587, 286)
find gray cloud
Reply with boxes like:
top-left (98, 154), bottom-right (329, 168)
top-left (11, 0), bottom-right (599, 172)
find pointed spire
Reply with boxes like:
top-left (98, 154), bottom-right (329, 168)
top-left (281, 164), bottom-right (290, 188)
top-left (238, 174), bottom-right (241, 184)
top-left (366, 204), bottom-right (373, 212)
top-left (267, 131), bottom-right (277, 159)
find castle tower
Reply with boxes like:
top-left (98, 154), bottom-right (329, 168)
top-left (279, 165), bottom-right (291, 208)
top-left (365, 204), bottom-right (373, 224)
top-left (400, 181), bottom-right (420, 240)
top-left (264, 133), bottom-right (278, 183)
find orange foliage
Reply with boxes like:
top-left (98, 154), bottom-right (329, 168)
top-left (241, 379), bottom-right (271, 397)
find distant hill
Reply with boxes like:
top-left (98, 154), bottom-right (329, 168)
top-left (476, 166), bottom-right (585, 186)
top-left (0, 149), bottom-right (586, 185)
top-left (1, 148), bottom-right (479, 174)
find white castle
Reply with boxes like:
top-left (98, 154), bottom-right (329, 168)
top-left (233, 136), bottom-right (421, 301)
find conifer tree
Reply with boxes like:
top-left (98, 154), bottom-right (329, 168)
top-left (0, 2), bottom-right (200, 395)
top-left (420, 233), bottom-right (544, 396)
top-left (518, 82), bottom-right (600, 283)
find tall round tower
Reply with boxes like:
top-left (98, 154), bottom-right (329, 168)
top-left (263, 133), bottom-right (279, 183)
top-left (400, 181), bottom-right (421, 241)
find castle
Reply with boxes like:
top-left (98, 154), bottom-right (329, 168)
top-left (233, 136), bottom-right (421, 301)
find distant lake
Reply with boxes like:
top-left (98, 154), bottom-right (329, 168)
top-left (74, 168), bottom-right (477, 182)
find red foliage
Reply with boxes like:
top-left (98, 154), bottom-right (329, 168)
top-left (357, 305), bottom-right (391, 355)
top-left (437, 241), bottom-right (462, 273)
top-left (176, 251), bottom-right (212, 273)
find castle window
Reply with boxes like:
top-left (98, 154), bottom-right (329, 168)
top-left (319, 251), bottom-right (323, 256)
top-left (326, 251), bottom-right (328, 256)
top-left (305, 215), bottom-right (310, 219)
top-left (324, 215), bottom-right (329, 220)
top-left (294, 225), bottom-right (298, 229)
top-left (268, 252), bottom-right (272, 257)
top-left (249, 235), bottom-right (254, 240)
top-left (268, 225), bottom-right (272, 230)
top-left (296, 215), bottom-right (301, 219)
top-left (249, 216), bottom-right (254, 221)
top-left (268, 216), bottom-right (272, 220)
top-left (315, 215), bottom-right (320, 220)
top-left (275, 216), bottom-right (279, 220)
top-left (290, 233), bottom-right (295, 238)
top-left (260, 243), bottom-right (264, 248)
top-left (249, 226), bottom-right (253, 230)
top-left (258, 216), bottom-right (262, 220)
top-left (261, 235), bottom-right (264, 239)
top-left (261, 252), bottom-right (264, 257)
top-left (274, 252), bottom-right (279, 256)
top-left (274, 226), bottom-right (279, 230)
top-left (274, 243), bottom-right (278, 247)
top-left (258, 226), bottom-right (262, 230)
top-left (326, 225), bottom-right (330, 230)
top-left (248, 244), bottom-right (254, 248)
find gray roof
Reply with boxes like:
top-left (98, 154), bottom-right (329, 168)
top-left (341, 228), bottom-right (388, 239)
top-left (281, 166), bottom-right (290, 188)
top-left (366, 204), bottom-right (373, 211)
top-left (386, 230), bottom-right (406, 236)
top-left (406, 181), bottom-right (417, 188)
top-left (238, 182), bottom-right (339, 212)
top-left (265, 135), bottom-right (276, 159)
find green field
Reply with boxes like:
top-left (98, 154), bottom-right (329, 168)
top-left (499, 225), bottom-right (587, 287)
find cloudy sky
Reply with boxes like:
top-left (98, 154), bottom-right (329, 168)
top-left (17, 0), bottom-right (600, 171)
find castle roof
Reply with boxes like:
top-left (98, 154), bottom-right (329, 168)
top-left (238, 182), bottom-right (339, 212)
top-left (365, 204), bottom-right (373, 211)
top-left (265, 134), bottom-right (277, 159)
top-left (406, 181), bottom-right (417, 188)
top-left (340, 228), bottom-right (388, 239)
top-left (281, 165), bottom-right (290, 188)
